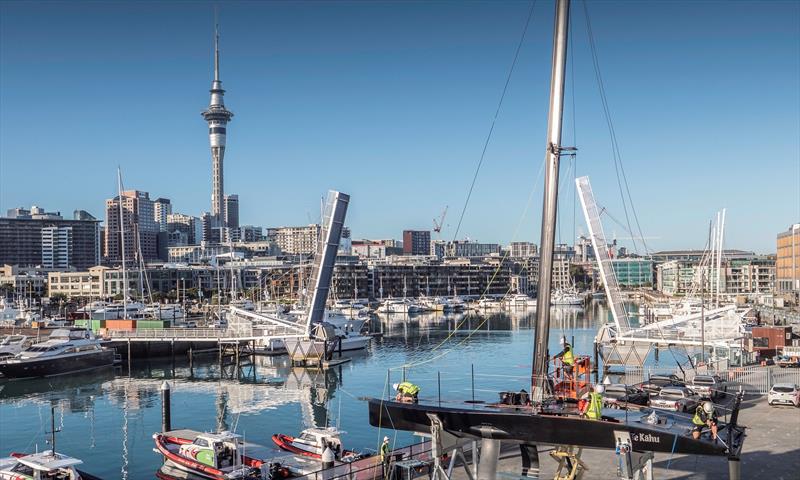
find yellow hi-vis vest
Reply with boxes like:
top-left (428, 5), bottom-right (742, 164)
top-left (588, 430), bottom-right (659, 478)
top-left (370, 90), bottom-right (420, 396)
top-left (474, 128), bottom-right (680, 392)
top-left (563, 345), bottom-right (574, 365)
top-left (692, 406), bottom-right (708, 426)
top-left (398, 382), bottom-right (420, 395)
top-left (586, 392), bottom-right (603, 420)
top-left (380, 441), bottom-right (390, 460)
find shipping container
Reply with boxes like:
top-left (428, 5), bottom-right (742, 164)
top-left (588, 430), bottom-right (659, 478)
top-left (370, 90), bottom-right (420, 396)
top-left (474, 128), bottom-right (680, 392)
top-left (106, 319), bottom-right (137, 330)
top-left (137, 320), bottom-right (166, 329)
top-left (90, 320), bottom-right (106, 332)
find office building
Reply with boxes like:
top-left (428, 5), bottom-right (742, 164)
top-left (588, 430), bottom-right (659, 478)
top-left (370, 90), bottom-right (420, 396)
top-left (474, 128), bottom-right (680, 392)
top-left (104, 190), bottom-right (158, 264)
top-left (267, 225), bottom-right (320, 255)
top-left (611, 258), bottom-right (654, 288)
top-left (0, 206), bottom-right (100, 269)
top-left (777, 224), bottom-right (800, 298)
top-left (153, 198), bottom-right (172, 231)
top-left (166, 213), bottom-right (200, 245)
top-left (510, 242), bottom-right (537, 258)
top-left (0, 265), bottom-right (48, 297)
top-left (224, 194), bottom-right (239, 229)
top-left (41, 226), bottom-right (72, 269)
top-left (402, 230), bottom-right (431, 255)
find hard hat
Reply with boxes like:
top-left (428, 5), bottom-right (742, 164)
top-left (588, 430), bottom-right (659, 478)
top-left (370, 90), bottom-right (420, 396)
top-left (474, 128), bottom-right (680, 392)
top-left (595, 384), bottom-right (605, 394)
top-left (559, 336), bottom-right (566, 345)
top-left (703, 401), bottom-right (713, 414)
top-left (392, 383), bottom-right (400, 391)
top-left (383, 436), bottom-right (389, 442)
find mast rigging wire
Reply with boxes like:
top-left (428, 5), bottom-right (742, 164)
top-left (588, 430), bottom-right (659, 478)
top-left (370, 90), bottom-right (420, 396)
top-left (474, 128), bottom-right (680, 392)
top-left (451, 0), bottom-right (537, 241)
top-left (581, 0), bottom-right (650, 255)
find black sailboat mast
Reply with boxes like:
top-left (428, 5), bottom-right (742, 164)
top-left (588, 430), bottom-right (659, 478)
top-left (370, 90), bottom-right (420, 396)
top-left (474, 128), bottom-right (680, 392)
top-left (532, 0), bottom-right (571, 402)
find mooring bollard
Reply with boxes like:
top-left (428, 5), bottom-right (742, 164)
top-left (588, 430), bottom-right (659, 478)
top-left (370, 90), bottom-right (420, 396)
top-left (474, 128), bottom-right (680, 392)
top-left (321, 446), bottom-right (335, 479)
top-left (161, 381), bottom-right (171, 433)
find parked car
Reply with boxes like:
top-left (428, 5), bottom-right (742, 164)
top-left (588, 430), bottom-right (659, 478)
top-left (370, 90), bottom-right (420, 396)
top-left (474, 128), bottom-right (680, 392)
top-left (691, 374), bottom-right (727, 400)
top-left (648, 386), bottom-right (701, 412)
top-left (640, 374), bottom-right (685, 395)
top-left (775, 356), bottom-right (800, 368)
top-left (768, 383), bottom-right (800, 407)
top-left (603, 384), bottom-right (649, 407)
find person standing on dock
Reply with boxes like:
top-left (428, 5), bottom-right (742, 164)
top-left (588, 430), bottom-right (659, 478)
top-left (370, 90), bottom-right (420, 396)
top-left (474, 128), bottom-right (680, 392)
top-left (553, 336), bottom-right (575, 377)
top-left (393, 382), bottom-right (420, 403)
top-left (380, 436), bottom-right (391, 478)
top-left (692, 401), bottom-right (718, 440)
top-left (582, 384), bottom-right (604, 420)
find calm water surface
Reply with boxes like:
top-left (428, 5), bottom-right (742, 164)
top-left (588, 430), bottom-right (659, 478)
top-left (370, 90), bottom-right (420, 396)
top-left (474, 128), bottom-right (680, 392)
top-left (1, 305), bottom-right (633, 479)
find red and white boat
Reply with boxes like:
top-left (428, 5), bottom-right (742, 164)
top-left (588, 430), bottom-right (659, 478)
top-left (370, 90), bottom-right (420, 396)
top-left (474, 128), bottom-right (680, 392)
top-left (272, 427), bottom-right (360, 461)
top-left (153, 430), bottom-right (268, 480)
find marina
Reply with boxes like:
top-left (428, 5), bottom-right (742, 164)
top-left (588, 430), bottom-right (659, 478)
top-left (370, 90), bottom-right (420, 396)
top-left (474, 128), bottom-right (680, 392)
top-left (0, 0), bottom-right (798, 479)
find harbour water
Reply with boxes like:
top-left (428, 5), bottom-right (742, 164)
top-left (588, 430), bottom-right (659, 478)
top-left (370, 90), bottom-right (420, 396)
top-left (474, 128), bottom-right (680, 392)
top-left (0, 304), bottom-right (631, 479)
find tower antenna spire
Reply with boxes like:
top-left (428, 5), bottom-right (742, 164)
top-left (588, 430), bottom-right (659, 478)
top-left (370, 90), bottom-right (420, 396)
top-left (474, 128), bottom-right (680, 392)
top-left (214, 17), bottom-right (220, 81)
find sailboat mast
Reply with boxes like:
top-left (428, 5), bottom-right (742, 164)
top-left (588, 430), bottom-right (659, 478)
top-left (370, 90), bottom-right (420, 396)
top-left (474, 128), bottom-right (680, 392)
top-left (532, 0), bottom-right (571, 399)
top-left (117, 168), bottom-right (128, 319)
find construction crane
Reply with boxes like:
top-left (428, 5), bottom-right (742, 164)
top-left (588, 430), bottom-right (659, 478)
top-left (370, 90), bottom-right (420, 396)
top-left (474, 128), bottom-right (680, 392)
top-left (433, 206), bottom-right (448, 239)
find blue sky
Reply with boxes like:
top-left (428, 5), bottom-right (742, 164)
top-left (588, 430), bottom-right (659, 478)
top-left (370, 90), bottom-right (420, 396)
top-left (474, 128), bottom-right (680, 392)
top-left (1, 0), bottom-right (798, 254)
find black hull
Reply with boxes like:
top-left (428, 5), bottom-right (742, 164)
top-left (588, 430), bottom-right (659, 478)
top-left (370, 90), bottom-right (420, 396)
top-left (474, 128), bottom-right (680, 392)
top-left (0, 350), bottom-right (116, 379)
top-left (368, 399), bottom-right (742, 457)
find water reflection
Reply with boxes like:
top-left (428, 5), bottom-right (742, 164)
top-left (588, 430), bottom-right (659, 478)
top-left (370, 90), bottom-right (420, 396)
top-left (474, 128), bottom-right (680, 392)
top-left (0, 309), bottom-right (611, 478)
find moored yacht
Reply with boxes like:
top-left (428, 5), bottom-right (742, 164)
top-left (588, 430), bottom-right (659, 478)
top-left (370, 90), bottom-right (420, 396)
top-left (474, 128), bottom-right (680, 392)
top-left (551, 289), bottom-right (584, 306)
top-left (503, 293), bottom-right (537, 309)
top-left (0, 335), bottom-right (28, 360)
top-left (0, 328), bottom-right (115, 379)
top-left (0, 451), bottom-right (101, 480)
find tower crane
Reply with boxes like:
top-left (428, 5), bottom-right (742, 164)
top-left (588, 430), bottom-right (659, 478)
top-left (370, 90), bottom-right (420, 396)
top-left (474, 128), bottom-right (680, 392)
top-left (433, 206), bottom-right (448, 239)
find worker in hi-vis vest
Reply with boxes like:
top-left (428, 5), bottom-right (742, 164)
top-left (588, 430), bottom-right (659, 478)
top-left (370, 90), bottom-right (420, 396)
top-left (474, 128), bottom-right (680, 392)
top-left (393, 382), bottom-right (420, 403)
top-left (582, 384), bottom-right (604, 420)
top-left (553, 336), bottom-right (575, 376)
top-left (692, 401), bottom-right (718, 440)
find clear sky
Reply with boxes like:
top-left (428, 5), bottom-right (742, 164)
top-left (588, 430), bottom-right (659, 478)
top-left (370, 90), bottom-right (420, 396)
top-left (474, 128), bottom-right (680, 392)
top-left (1, 1), bottom-right (798, 254)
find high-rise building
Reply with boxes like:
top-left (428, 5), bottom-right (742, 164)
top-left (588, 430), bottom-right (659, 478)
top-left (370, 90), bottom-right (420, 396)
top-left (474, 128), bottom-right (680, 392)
top-left (777, 223), bottom-right (800, 297)
top-left (510, 242), bottom-right (537, 258)
top-left (200, 212), bottom-right (214, 243)
top-left (153, 198), bottom-right (172, 231)
top-left (238, 225), bottom-right (264, 242)
top-left (104, 190), bottom-right (158, 265)
top-left (166, 213), bottom-right (199, 245)
top-left (202, 24), bottom-right (234, 229)
top-left (41, 226), bottom-right (72, 269)
top-left (0, 206), bottom-right (99, 269)
top-left (402, 230), bottom-right (431, 255)
top-left (224, 194), bottom-right (239, 229)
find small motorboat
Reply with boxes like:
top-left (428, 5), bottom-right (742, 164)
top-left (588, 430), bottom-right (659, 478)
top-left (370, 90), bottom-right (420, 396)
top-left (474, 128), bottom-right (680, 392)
top-left (153, 431), bottom-right (264, 480)
top-left (272, 427), bottom-right (360, 461)
top-left (0, 451), bottom-right (102, 480)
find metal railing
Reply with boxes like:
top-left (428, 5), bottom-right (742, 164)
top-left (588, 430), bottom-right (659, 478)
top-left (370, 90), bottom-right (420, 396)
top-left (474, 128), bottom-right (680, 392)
top-left (292, 441), bottom-right (433, 480)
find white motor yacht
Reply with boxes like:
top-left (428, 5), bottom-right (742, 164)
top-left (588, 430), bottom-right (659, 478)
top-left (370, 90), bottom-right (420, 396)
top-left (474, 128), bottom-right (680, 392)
top-left (551, 289), bottom-right (584, 306)
top-left (0, 328), bottom-right (115, 379)
top-left (503, 294), bottom-right (537, 309)
top-left (0, 335), bottom-right (28, 360)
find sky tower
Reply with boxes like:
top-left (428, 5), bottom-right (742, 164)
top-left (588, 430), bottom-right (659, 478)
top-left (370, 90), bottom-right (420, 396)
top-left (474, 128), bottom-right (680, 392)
top-left (202, 24), bottom-right (234, 227)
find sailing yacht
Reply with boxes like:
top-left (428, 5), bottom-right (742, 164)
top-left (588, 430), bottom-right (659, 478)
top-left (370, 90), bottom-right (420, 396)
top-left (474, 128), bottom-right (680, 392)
top-left (503, 293), bottom-right (537, 309)
top-left (368, 0), bottom-right (745, 473)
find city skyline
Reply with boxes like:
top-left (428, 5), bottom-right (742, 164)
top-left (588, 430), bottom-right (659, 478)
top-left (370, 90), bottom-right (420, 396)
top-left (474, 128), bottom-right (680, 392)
top-left (1, 1), bottom-right (798, 254)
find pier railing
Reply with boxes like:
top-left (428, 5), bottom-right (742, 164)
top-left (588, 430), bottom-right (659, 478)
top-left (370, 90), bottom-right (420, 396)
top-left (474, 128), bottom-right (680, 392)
top-left (105, 326), bottom-right (301, 340)
top-left (293, 441), bottom-right (434, 480)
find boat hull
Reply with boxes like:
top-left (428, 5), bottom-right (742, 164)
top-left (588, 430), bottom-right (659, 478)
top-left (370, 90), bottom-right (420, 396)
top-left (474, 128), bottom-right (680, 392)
top-left (368, 399), bottom-right (741, 457)
top-left (0, 350), bottom-right (115, 380)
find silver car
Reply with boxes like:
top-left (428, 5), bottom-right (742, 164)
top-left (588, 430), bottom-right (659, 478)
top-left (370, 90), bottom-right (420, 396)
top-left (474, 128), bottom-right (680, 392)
top-left (768, 383), bottom-right (800, 407)
top-left (691, 374), bottom-right (727, 400)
